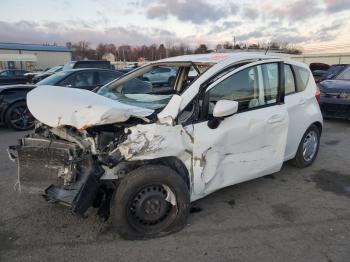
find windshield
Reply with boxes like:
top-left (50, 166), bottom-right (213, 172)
top-left (37, 71), bottom-right (71, 86)
top-left (97, 63), bottom-right (202, 110)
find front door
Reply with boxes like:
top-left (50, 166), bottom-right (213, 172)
top-left (191, 61), bottom-right (289, 199)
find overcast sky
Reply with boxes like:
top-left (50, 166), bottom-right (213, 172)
top-left (0, 0), bottom-right (349, 53)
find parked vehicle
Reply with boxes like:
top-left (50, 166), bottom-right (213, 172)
top-left (319, 65), bottom-right (350, 119)
top-left (312, 70), bottom-right (328, 84)
top-left (63, 60), bottom-right (114, 70)
top-left (29, 66), bottom-right (63, 83)
top-left (0, 69), bottom-right (123, 130)
top-left (320, 64), bottom-right (349, 82)
top-left (9, 53), bottom-right (323, 239)
top-left (0, 69), bottom-right (28, 85)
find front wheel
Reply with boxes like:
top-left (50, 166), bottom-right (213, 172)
top-left (292, 124), bottom-right (320, 168)
top-left (112, 165), bottom-right (190, 240)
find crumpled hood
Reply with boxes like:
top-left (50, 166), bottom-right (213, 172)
top-left (27, 85), bottom-right (154, 129)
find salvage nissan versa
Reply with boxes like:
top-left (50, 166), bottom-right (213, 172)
top-left (8, 53), bottom-right (323, 239)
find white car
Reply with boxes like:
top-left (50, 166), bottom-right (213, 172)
top-left (10, 52), bottom-right (323, 239)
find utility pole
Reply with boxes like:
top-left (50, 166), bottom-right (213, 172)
top-left (233, 36), bottom-right (236, 49)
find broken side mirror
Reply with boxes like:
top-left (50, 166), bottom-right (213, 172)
top-left (208, 100), bottom-right (238, 129)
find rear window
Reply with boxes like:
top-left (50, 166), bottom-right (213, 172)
top-left (336, 66), bottom-right (350, 80)
top-left (293, 66), bottom-right (310, 92)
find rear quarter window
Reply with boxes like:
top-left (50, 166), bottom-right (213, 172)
top-left (293, 66), bottom-right (310, 92)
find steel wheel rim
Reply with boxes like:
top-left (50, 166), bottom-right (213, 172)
top-left (10, 105), bottom-right (34, 130)
top-left (128, 184), bottom-right (175, 228)
top-left (303, 130), bottom-right (318, 162)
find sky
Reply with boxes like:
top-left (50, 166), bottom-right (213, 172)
top-left (0, 0), bottom-right (349, 53)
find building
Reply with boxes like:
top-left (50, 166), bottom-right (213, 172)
top-left (0, 42), bottom-right (72, 71)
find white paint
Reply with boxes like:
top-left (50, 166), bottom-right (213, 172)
top-left (157, 95), bottom-right (182, 124)
top-left (118, 123), bottom-right (193, 163)
top-left (27, 85), bottom-right (154, 129)
top-left (213, 100), bottom-right (238, 118)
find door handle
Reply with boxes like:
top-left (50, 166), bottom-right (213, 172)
top-left (298, 99), bottom-right (306, 105)
top-left (268, 114), bottom-right (284, 124)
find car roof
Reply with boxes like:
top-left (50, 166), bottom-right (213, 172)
top-left (158, 52), bottom-right (305, 67)
top-left (63, 68), bottom-right (119, 73)
top-left (158, 52), bottom-right (289, 64)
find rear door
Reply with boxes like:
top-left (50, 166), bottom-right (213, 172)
top-left (191, 61), bottom-right (289, 197)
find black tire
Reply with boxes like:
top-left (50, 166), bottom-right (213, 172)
top-left (292, 124), bottom-right (320, 168)
top-left (168, 77), bottom-right (175, 87)
top-left (112, 165), bottom-right (190, 240)
top-left (4, 101), bottom-right (35, 131)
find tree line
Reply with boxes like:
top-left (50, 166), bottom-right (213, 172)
top-left (66, 41), bottom-right (302, 62)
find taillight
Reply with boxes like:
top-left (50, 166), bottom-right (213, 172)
top-left (315, 86), bottom-right (321, 103)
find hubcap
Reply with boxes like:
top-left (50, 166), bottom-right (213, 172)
top-left (10, 106), bottom-right (34, 130)
top-left (303, 130), bottom-right (318, 162)
top-left (129, 185), bottom-right (173, 226)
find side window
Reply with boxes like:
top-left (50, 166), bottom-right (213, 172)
top-left (284, 65), bottom-right (296, 95)
top-left (208, 63), bottom-right (279, 113)
top-left (293, 66), bottom-right (310, 92)
top-left (98, 71), bottom-right (121, 85)
top-left (14, 70), bottom-right (25, 76)
top-left (0, 70), bottom-right (9, 77)
top-left (60, 71), bottom-right (95, 87)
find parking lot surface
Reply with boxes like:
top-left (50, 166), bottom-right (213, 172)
top-left (1, 120), bottom-right (350, 262)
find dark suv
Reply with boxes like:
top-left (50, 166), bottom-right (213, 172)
top-left (63, 60), bottom-right (114, 70)
top-left (0, 69), bottom-right (28, 85)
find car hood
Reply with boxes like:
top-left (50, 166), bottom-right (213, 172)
top-left (27, 85), bottom-right (155, 129)
top-left (319, 80), bottom-right (350, 93)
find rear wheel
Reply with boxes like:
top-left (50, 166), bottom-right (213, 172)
top-left (112, 165), bottom-right (190, 240)
top-left (5, 101), bottom-right (35, 131)
top-left (292, 124), bottom-right (320, 168)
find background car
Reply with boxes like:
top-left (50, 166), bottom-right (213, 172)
top-left (312, 69), bottom-right (328, 83)
top-left (63, 60), bottom-right (114, 70)
top-left (0, 69), bottom-right (29, 85)
top-left (319, 65), bottom-right (350, 119)
top-left (320, 64), bottom-right (349, 82)
top-left (29, 65), bottom-right (63, 83)
top-left (0, 68), bottom-right (123, 130)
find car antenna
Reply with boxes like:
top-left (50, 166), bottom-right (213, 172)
top-left (265, 45), bottom-right (270, 55)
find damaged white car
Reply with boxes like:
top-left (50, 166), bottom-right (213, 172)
top-left (9, 53), bottom-right (323, 239)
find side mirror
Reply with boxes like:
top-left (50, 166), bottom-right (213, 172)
top-left (208, 100), bottom-right (238, 129)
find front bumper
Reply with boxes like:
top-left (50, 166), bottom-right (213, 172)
top-left (320, 97), bottom-right (350, 120)
top-left (9, 136), bottom-right (105, 215)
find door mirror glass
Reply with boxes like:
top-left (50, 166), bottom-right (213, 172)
top-left (213, 100), bottom-right (238, 118)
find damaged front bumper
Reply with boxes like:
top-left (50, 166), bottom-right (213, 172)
top-left (9, 136), bottom-right (105, 215)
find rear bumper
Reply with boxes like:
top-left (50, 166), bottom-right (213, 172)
top-left (9, 136), bottom-right (105, 214)
top-left (320, 97), bottom-right (350, 119)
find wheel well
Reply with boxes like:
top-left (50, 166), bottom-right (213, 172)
top-left (312, 121), bottom-right (323, 134)
top-left (1, 99), bottom-right (26, 124)
top-left (120, 157), bottom-right (191, 190)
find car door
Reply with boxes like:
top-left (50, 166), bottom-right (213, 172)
top-left (59, 71), bottom-right (98, 90)
top-left (191, 61), bottom-right (289, 197)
